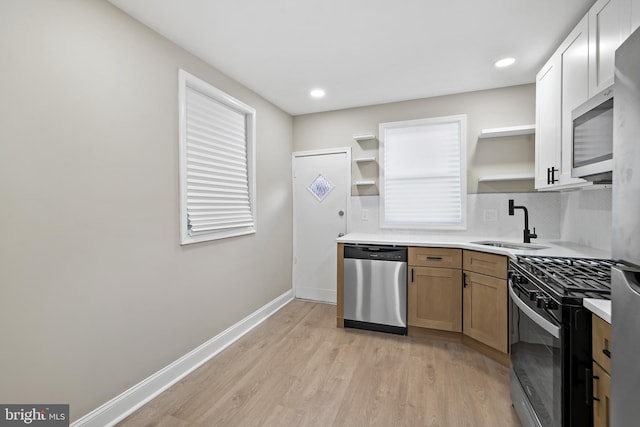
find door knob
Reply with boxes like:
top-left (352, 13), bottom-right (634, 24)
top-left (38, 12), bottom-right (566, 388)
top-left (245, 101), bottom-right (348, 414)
top-left (338, 233), bottom-right (345, 237)
top-left (338, 210), bottom-right (344, 217)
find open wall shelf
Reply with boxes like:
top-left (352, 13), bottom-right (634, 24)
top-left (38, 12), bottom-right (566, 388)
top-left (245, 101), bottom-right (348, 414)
top-left (478, 173), bottom-right (535, 182)
top-left (478, 125), bottom-right (535, 139)
top-left (353, 133), bottom-right (377, 141)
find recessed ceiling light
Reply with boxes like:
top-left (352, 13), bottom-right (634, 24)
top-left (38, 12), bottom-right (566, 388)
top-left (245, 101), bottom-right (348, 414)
top-left (495, 57), bottom-right (516, 68)
top-left (310, 88), bottom-right (325, 98)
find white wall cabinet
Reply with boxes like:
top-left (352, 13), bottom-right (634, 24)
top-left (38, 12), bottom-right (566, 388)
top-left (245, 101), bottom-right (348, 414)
top-left (559, 16), bottom-right (590, 187)
top-left (589, 0), bottom-right (632, 96)
top-left (535, 0), bottom-right (633, 191)
top-left (535, 55), bottom-right (561, 190)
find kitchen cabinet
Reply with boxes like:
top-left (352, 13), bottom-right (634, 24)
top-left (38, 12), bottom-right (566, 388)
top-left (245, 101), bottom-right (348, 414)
top-left (535, 0), bottom-right (634, 191)
top-left (535, 19), bottom-right (591, 190)
top-left (463, 251), bottom-right (508, 354)
top-left (592, 313), bottom-right (612, 427)
top-left (589, 0), bottom-right (631, 96)
top-left (336, 242), bottom-right (345, 328)
top-left (535, 54), bottom-right (561, 190)
top-left (463, 250), bottom-right (507, 279)
top-left (409, 246), bottom-right (462, 269)
top-left (408, 247), bottom-right (462, 332)
top-left (559, 16), bottom-right (590, 187)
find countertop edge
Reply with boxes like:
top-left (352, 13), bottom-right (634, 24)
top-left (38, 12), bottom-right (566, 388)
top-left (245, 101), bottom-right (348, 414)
top-left (336, 233), bottom-right (611, 260)
top-left (583, 298), bottom-right (612, 324)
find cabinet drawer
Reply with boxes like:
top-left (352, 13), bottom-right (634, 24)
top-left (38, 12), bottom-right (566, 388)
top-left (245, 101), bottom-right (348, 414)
top-left (408, 247), bottom-right (462, 268)
top-left (592, 361), bottom-right (611, 427)
top-left (592, 313), bottom-right (612, 373)
top-left (463, 250), bottom-right (508, 279)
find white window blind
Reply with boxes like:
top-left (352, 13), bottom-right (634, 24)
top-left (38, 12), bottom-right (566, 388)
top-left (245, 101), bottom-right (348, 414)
top-left (380, 115), bottom-right (467, 229)
top-left (179, 70), bottom-right (256, 244)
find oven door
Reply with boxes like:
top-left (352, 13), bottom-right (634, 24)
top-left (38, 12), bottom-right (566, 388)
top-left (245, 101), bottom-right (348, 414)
top-left (509, 279), bottom-right (562, 427)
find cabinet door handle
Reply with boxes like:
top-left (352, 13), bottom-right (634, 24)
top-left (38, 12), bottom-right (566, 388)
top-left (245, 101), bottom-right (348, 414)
top-left (603, 348), bottom-right (611, 358)
top-left (592, 373), bottom-right (601, 402)
top-left (411, 268), bottom-right (414, 283)
top-left (550, 167), bottom-right (559, 184)
top-left (586, 367), bottom-right (594, 405)
top-left (426, 256), bottom-right (443, 261)
top-left (463, 272), bottom-right (468, 288)
top-left (547, 167), bottom-right (551, 185)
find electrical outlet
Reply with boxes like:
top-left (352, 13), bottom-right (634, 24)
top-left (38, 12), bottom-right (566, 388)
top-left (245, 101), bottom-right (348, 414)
top-left (361, 209), bottom-right (369, 221)
top-left (483, 209), bottom-right (498, 222)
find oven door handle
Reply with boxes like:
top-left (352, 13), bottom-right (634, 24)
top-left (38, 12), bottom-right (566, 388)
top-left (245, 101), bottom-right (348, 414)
top-left (509, 282), bottom-right (561, 339)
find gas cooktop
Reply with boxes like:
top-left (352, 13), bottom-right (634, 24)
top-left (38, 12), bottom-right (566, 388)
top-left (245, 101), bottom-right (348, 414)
top-left (511, 255), bottom-right (618, 302)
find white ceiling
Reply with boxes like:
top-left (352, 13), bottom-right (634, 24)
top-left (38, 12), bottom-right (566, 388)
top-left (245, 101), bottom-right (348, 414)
top-left (108, 0), bottom-right (595, 116)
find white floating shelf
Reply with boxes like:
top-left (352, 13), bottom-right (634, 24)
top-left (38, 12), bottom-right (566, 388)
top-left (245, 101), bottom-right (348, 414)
top-left (354, 156), bottom-right (376, 163)
top-left (354, 180), bottom-right (376, 185)
top-left (353, 133), bottom-right (377, 141)
top-left (478, 173), bottom-right (535, 182)
top-left (478, 125), bottom-right (535, 139)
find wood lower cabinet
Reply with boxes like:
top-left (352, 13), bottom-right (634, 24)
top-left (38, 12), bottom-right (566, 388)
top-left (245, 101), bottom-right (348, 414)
top-left (592, 313), bottom-right (612, 427)
top-left (593, 362), bottom-right (611, 427)
top-left (462, 271), bottom-right (508, 353)
top-left (408, 266), bottom-right (462, 332)
top-left (462, 250), bottom-right (509, 355)
top-left (407, 247), bottom-right (462, 333)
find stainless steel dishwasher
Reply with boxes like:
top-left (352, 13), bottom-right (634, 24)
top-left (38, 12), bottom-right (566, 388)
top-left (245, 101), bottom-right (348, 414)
top-left (343, 244), bottom-right (407, 335)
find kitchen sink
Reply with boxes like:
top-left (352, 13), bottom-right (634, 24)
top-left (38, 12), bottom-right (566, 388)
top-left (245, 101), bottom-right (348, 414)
top-left (471, 241), bottom-right (549, 250)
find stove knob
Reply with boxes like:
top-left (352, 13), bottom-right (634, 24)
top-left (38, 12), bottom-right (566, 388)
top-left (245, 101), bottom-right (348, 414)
top-left (512, 274), bottom-right (529, 285)
top-left (545, 299), bottom-right (558, 310)
top-left (528, 290), bottom-right (539, 301)
top-left (536, 296), bottom-right (548, 308)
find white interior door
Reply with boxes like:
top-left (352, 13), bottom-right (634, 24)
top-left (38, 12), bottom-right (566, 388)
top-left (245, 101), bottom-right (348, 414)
top-left (293, 149), bottom-right (350, 303)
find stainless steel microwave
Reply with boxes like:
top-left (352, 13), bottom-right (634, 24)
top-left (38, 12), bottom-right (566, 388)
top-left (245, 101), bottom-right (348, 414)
top-left (571, 86), bottom-right (614, 183)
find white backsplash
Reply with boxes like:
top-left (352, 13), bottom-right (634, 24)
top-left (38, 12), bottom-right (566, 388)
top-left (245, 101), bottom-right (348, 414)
top-left (350, 192), bottom-right (561, 240)
top-left (560, 188), bottom-right (612, 252)
top-left (350, 189), bottom-right (613, 252)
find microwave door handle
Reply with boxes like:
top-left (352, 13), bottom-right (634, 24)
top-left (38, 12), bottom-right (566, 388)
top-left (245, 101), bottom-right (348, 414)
top-left (509, 281), bottom-right (561, 339)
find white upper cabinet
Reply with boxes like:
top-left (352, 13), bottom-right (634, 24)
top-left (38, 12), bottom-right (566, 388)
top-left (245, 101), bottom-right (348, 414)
top-left (589, 0), bottom-right (632, 96)
top-left (535, 55), bottom-right (561, 190)
top-left (535, 0), bottom-right (634, 191)
top-left (560, 16), bottom-right (590, 187)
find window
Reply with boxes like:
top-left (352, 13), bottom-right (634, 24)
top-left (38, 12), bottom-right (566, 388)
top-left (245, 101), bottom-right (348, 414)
top-left (379, 115), bottom-right (467, 230)
top-left (178, 69), bottom-right (256, 244)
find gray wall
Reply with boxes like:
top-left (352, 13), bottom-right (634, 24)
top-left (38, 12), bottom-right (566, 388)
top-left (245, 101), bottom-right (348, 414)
top-left (0, 0), bottom-right (292, 421)
top-left (293, 84), bottom-right (536, 194)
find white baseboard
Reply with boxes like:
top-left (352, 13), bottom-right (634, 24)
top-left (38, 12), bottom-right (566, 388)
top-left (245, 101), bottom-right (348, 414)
top-left (71, 289), bottom-right (294, 427)
top-left (295, 287), bottom-right (336, 304)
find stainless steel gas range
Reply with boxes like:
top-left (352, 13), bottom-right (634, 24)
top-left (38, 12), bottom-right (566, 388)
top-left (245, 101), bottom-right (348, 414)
top-left (508, 256), bottom-right (616, 427)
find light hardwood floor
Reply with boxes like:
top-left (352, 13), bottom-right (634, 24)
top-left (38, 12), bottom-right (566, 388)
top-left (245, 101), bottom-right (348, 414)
top-left (118, 300), bottom-right (521, 426)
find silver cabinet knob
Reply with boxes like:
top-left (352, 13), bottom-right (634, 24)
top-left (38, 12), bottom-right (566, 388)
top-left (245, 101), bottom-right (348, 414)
top-left (338, 210), bottom-right (344, 217)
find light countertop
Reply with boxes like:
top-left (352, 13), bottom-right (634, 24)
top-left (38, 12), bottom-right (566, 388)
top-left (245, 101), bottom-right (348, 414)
top-left (336, 232), bottom-right (612, 260)
top-left (584, 298), bottom-right (611, 324)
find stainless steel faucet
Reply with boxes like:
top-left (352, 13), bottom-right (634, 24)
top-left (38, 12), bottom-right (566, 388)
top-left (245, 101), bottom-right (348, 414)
top-left (508, 199), bottom-right (538, 243)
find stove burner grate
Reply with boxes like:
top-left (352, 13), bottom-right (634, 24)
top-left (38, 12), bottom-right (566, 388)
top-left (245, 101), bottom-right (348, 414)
top-left (515, 256), bottom-right (616, 295)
